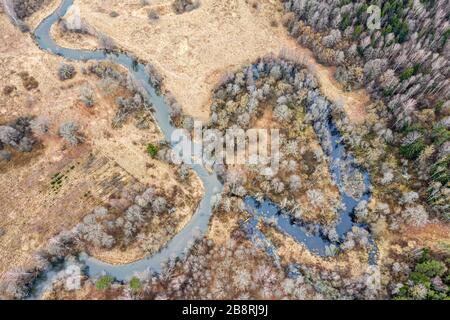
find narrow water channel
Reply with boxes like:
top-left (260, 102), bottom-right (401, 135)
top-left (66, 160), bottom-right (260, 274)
top-left (30, 0), bottom-right (377, 292)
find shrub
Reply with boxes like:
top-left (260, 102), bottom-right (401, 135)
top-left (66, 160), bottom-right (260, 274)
top-left (146, 143), bottom-right (159, 158)
top-left (177, 164), bottom-right (190, 181)
top-left (151, 196), bottom-right (167, 214)
top-left (135, 187), bottom-right (155, 207)
top-left (29, 116), bottom-right (50, 135)
top-left (289, 175), bottom-right (301, 192)
top-left (130, 277), bottom-right (141, 290)
top-left (10, 0), bottom-right (46, 20)
top-left (0, 125), bottom-right (21, 148)
top-left (274, 104), bottom-right (292, 122)
top-left (18, 137), bottom-right (33, 152)
top-left (2, 85), bottom-right (16, 96)
top-left (95, 275), bottom-right (114, 290)
top-left (394, 249), bottom-right (449, 300)
top-left (148, 9), bottom-right (159, 21)
top-left (79, 85), bottom-right (95, 107)
top-left (352, 25), bottom-right (363, 40)
top-left (415, 260), bottom-right (447, 278)
top-left (98, 34), bottom-right (116, 51)
top-left (0, 150), bottom-right (12, 162)
top-left (399, 64), bottom-right (420, 81)
top-left (58, 64), bottom-right (76, 81)
top-left (172, 0), bottom-right (200, 14)
top-left (400, 132), bottom-right (425, 159)
top-left (431, 156), bottom-right (449, 184)
top-left (400, 140), bottom-right (425, 159)
top-left (59, 121), bottom-right (83, 145)
top-left (432, 125), bottom-right (450, 147)
top-left (18, 71), bottom-right (38, 90)
top-left (145, 63), bottom-right (163, 88)
top-left (402, 206), bottom-right (429, 227)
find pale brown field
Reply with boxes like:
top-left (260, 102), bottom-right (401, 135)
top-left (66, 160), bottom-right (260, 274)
top-left (0, 12), bottom-right (202, 279)
top-left (63, 0), bottom-right (369, 123)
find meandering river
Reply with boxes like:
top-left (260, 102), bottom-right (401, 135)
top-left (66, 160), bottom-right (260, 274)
top-left (30, 0), bottom-right (377, 293)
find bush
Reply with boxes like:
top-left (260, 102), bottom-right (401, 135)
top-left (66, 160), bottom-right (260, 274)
top-left (432, 125), bottom-right (450, 147)
top-left (58, 64), bottom-right (76, 81)
top-left (289, 175), bottom-right (301, 191)
top-left (18, 137), bottom-right (33, 152)
top-left (431, 156), bottom-right (449, 184)
top-left (0, 150), bottom-right (12, 162)
top-left (394, 249), bottom-right (449, 300)
top-left (415, 260), bottom-right (447, 278)
top-left (399, 64), bottom-right (420, 81)
top-left (29, 116), bottom-right (49, 135)
top-left (352, 25), bottom-right (363, 40)
top-left (146, 143), bottom-right (159, 158)
top-left (98, 34), bottom-right (116, 51)
top-left (95, 275), bottom-right (114, 290)
top-left (152, 196), bottom-right (167, 214)
top-left (400, 137), bottom-right (425, 159)
top-left (274, 104), bottom-right (292, 122)
top-left (79, 85), bottom-right (95, 107)
top-left (18, 71), bottom-right (38, 90)
top-left (177, 164), bottom-right (190, 181)
top-left (130, 277), bottom-right (141, 290)
top-left (0, 125), bottom-right (21, 148)
top-left (145, 63), bottom-right (163, 89)
top-left (59, 122), bottom-right (83, 145)
top-left (172, 0), bottom-right (200, 14)
top-left (2, 85), bottom-right (16, 96)
top-left (148, 9), bottom-right (159, 21)
top-left (11, 0), bottom-right (46, 20)
top-left (402, 206), bottom-right (429, 227)
top-left (399, 141), bottom-right (425, 159)
top-left (0, 118), bottom-right (36, 153)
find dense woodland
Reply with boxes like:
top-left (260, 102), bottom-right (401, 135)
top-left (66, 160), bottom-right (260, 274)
top-left (203, 56), bottom-right (362, 235)
top-left (281, 0), bottom-right (449, 221)
top-left (202, 56), bottom-right (438, 234)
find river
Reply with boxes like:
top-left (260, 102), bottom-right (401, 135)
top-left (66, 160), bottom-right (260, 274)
top-left (29, 0), bottom-right (377, 295)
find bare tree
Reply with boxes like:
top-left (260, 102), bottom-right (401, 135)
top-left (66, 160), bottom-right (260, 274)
top-left (58, 63), bottom-right (76, 81)
top-left (59, 121), bottom-right (84, 145)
